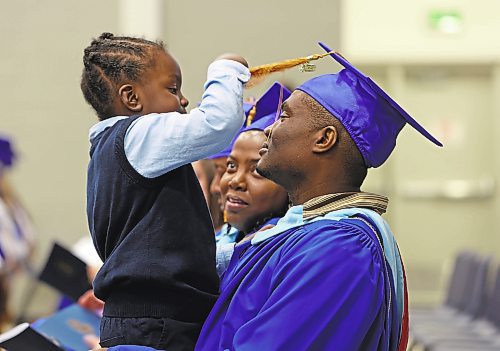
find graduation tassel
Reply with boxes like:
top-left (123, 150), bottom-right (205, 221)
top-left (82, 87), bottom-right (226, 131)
top-left (247, 51), bottom-right (337, 88)
top-left (246, 105), bottom-right (257, 126)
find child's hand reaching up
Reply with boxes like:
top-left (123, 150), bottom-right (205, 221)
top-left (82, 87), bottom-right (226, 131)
top-left (215, 53), bottom-right (248, 68)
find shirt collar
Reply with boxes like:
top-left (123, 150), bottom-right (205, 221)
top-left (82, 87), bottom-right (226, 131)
top-left (89, 116), bottom-right (128, 142)
top-left (251, 192), bottom-right (388, 245)
top-left (302, 192), bottom-right (388, 219)
top-left (251, 206), bottom-right (304, 244)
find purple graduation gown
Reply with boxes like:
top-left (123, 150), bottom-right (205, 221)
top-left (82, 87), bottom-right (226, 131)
top-left (195, 218), bottom-right (399, 351)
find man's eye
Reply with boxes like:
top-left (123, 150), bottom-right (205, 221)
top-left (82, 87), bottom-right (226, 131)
top-left (226, 161), bottom-right (236, 170)
top-left (167, 87), bottom-right (178, 94)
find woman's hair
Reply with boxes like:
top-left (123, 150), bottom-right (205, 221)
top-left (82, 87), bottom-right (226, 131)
top-left (80, 32), bottom-right (166, 120)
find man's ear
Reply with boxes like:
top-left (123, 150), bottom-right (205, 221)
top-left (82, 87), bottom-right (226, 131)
top-left (118, 84), bottom-right (142, 112)
top-left (312, 126), bottom-right (338, 154)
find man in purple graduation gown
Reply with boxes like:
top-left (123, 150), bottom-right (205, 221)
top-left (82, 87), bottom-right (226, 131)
top-left (103, 42), bottom-right (442, 351)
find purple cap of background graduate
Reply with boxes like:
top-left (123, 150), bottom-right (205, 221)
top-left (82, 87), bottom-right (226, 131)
top-left (0, 137), bottom-right (15, 167)
top-left (296, 42), bottom-right (442, 168)
top-left (241, 82), bottom-right (291, 133)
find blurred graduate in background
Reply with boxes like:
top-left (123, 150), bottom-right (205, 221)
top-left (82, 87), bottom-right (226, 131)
top-left (0, 136), bottom-right (37, 329)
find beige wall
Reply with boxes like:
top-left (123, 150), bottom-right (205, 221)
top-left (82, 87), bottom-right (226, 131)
top-left (342, 0), bottom-right (500, 62)
top-left (341, 0), bottom-right (500, 305)
top-left (163, 0), bottom-right (341, 106)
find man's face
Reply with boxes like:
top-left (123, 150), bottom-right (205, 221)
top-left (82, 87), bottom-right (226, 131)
top-left (256, 90), bottom-right (314, 187)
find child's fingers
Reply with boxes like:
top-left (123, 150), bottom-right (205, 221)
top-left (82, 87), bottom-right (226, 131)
top-left (215, 53), bottom-right (248, 68)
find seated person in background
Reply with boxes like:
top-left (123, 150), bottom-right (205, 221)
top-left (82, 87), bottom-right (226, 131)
top-left (191, 160), bottom-right (215, 205)
top-left (191, 160), bottom-right (223, 231)
top-left (0, 136), bottom-right (37, 330)
top-left (0, 137), bottom-right (36, 274)
top-left (80, 32), bottom-right (249, 350)
top-left (206, 155), bottom-right (228, 234)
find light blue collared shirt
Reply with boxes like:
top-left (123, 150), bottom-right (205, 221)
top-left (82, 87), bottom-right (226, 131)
top-left (88, 60), bottom-right (250, 178)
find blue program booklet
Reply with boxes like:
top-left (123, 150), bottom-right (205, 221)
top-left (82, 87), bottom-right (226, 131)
top-left (0, 304), bottom-right (101, 351)
top-left (34, 304), bottom-right (101, 351)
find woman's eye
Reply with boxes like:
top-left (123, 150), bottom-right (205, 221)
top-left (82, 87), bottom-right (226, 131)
top-left (167, 87), bottom-right (178, 94)
top-left (226, 161), bottom-right (236, 171)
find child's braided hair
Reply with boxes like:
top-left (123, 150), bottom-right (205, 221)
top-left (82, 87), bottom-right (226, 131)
top-left (80, 32), bottom-right (166, 120)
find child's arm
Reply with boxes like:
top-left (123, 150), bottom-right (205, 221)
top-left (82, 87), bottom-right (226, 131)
top-left (124, 57), bottom-right (250, 178)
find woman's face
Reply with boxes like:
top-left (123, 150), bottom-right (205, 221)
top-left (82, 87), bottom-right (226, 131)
top-left (220, 131), bottom-right (288, 233)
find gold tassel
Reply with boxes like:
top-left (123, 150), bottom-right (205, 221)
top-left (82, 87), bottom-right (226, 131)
top-left (247, 51), bottom-right (337, 88)
top-left (246, 105), bottom-right (257, 126)
top-left (223, 209), bottom-right (228, 223)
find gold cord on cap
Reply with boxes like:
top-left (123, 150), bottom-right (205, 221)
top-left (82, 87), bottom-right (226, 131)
top-left (246, 105), bottom-right (257, 126)
top-left (247, 51), bottom-right (337, 88)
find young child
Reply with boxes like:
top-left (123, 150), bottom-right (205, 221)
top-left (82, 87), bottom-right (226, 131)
top-left (80, 32), bottom-right (249, 350)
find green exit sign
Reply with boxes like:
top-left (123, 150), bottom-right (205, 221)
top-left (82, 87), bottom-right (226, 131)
top-left (428, 9), bottom-right (464, 34)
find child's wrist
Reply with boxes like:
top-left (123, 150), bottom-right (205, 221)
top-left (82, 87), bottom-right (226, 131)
top-left (207, 60), bottom-right (251, 83)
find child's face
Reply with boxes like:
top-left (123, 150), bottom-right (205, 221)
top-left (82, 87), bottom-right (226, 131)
top-left (220, 131), bottom-right (288, 233)
top-left (135, 51), bottom-right (188, 115)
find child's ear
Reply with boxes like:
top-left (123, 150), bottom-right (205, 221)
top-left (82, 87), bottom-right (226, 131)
top-left (118, 84), bottom-right (142, 112)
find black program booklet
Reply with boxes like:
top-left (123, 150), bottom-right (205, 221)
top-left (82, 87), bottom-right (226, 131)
top-left (0, 304), bottom-right (100, 351)
top-left (0, 323), bottom-right (65, 351)
top-left (38, 242), bottom-right (92, 301)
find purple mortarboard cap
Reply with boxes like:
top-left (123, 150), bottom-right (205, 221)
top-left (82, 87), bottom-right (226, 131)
top-left (242, 82), bottom-right (291, 133)
top-left (296, 42), bottom-right (442, 168)
top-left (206, 102), bottom-right (255, 160)
top-left (0, 137), bottom-right (15, 167)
